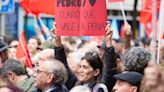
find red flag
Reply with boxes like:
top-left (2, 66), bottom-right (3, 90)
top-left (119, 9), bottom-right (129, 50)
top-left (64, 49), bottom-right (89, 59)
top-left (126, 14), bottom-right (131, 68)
top-left (140, 0), bottom-right (160, 24)
top-left (55, 0), bottom-right (107, 36)
top-left (120, 24), bottom-right (125, 39)
top-left (19, 0), bottom-right (55, 15)
top-left (108, 0), bottom-right (124, 2)
top-left (140, 0), bottom-right (160, 37)
top-left (140, 11), bottom-right (152, 24)
top-left (16, 32), bottom-right (33, 68)
top-left (19, 0), bottom-right (30, 13)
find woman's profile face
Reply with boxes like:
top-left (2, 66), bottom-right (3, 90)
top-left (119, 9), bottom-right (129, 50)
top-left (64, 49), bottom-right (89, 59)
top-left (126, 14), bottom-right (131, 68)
top-left (78, 60), bottom-right (98, 83)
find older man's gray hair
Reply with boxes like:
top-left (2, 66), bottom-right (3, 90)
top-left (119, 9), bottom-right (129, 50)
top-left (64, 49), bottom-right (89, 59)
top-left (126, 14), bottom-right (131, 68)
top-left (123, 47), bottom-right (151, 74)
top-left (1, 59), bottom-right (27, 78)
top-left (43, 59), bottom-right (67, 85)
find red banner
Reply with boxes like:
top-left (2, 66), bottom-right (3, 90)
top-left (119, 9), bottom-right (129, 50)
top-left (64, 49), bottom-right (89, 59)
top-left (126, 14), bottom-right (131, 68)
top-left (55, 0), bottom-right (107, 36)
top-left (16, 32), bottom-right (33, 68)
top-left (20, 0), bottom-right (55, 15)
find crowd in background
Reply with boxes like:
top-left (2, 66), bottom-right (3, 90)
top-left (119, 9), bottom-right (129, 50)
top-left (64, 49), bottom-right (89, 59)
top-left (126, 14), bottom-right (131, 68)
top-left (0, 20), bottom-right (164, 92)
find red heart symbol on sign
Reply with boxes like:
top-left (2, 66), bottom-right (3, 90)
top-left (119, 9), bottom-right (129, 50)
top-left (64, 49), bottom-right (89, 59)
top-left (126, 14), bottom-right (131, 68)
top-left (89, 0), bottom-right (96, 6)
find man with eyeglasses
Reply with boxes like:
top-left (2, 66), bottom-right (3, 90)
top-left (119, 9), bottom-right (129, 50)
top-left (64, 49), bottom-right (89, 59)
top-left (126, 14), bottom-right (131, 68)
top-left (33, 59), bottom-right (68, 92)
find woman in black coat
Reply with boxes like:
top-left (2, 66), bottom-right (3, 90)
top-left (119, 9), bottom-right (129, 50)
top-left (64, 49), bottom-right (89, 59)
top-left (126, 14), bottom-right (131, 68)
top-left (53, 23), bottom-right (117, 92)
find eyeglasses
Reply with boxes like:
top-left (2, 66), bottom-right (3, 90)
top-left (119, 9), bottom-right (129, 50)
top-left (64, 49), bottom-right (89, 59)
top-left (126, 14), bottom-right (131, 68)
top-left (35, 69), bottom-right (50, 74)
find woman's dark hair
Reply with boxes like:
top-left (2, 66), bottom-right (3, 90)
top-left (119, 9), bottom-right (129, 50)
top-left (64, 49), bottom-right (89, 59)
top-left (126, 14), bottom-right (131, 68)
top-left (81, 52), bottom-right (103, 74)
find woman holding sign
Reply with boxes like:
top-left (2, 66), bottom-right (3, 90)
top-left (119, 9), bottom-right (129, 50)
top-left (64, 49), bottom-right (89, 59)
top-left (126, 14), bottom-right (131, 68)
top-left (52, 22), bottom-right (117, 92)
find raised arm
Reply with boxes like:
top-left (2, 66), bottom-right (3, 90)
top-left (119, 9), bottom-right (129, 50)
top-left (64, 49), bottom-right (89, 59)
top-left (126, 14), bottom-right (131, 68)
top-left (51, 23), bottom-right (77, 90)
top-left (101, 23), bottom-right (117, 91)
top-left (51, 22), bottom-right (66, 64)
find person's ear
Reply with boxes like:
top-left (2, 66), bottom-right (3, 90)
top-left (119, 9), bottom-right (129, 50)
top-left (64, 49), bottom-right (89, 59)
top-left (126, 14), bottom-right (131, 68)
top-left (47, 73), bottom-right (54, 83)
top-left (131, 86), bottom-right (137, 92)
top-left (8, 71), bottom-right (15, 80)
top-left (93, 69), bottom-right (100, 77)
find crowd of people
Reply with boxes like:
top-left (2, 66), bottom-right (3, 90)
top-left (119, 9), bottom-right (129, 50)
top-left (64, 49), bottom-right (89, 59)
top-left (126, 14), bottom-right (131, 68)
top-left (0, 21), bottom-right (164, 92)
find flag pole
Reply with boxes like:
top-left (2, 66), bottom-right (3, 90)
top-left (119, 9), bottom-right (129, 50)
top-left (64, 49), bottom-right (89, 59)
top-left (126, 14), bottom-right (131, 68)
top-left (150, 0), bottom-right (157, 64)
top-left (157, 0), bottom-right (164, 64)
top-left (120, 2), bottom-right (127, 23)
top-left (152, 0), bottom-right (157, 40)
